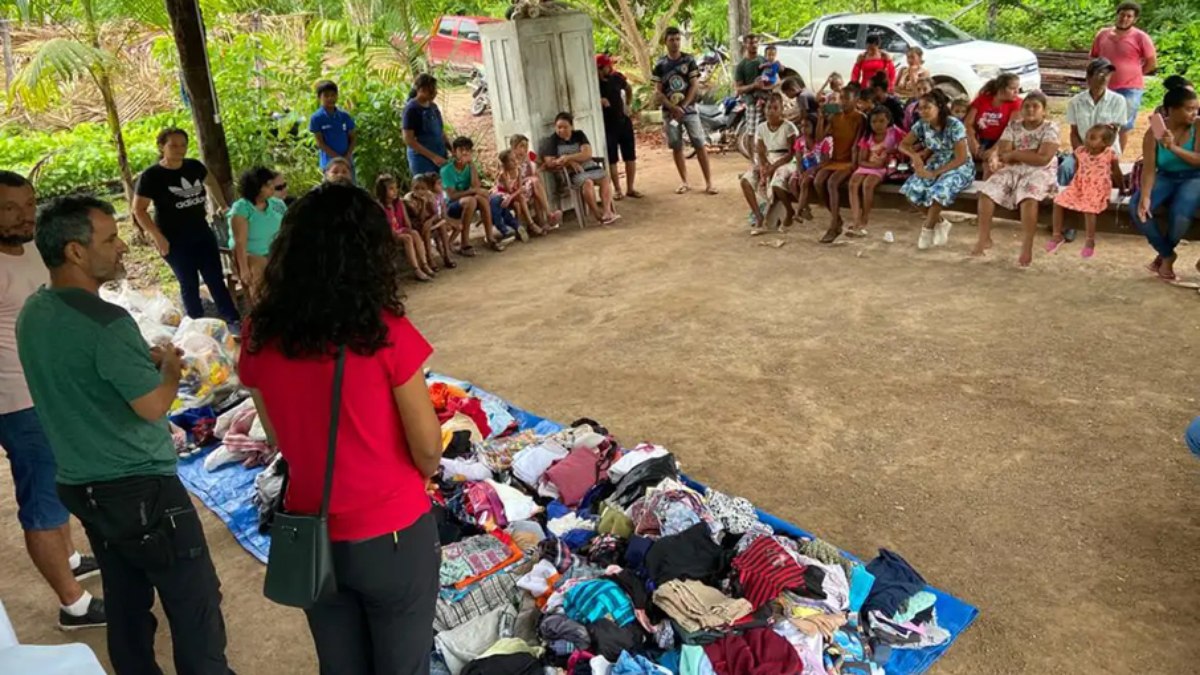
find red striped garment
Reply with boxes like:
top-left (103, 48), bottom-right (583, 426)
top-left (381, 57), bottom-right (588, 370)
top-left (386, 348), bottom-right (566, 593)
top-left (732, 536), bottom-right (808, 609)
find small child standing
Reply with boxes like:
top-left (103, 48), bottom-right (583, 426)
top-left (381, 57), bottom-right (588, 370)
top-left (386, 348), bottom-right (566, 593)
top-left (1048, 124), bottom-right (1123, 258)
top-left (509, 134), bottom-right (563, 231)
top-left (847, 107), bottom-right (903, 236)
top-left (760, 45), bottom-right (782, 87)
top-left (375, 174), bottom-right (435, 281)
top-left (406, 173), bottom-right (457, 269)
top-left (309, 80), bottom-right (356, 174)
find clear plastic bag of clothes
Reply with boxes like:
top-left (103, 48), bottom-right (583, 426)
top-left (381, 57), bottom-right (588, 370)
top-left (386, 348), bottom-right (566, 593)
top-left (172, 318), bottom-right (239, 410)
top-left (101, 281), bottom-right (183, 345)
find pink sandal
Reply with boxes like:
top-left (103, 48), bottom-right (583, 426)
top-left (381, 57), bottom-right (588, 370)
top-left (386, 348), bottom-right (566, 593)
top-left (1044, 238), bottom-right (1065, 254)
top-left (1081, 242), bottom-right (1095, 259)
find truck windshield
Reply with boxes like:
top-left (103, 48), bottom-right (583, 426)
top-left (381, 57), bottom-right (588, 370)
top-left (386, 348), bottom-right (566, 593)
top-left (901, 19), bottom-right (973, 48)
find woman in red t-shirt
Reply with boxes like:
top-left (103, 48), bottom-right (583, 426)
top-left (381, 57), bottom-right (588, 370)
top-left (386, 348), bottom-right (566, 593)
top-left (851, 35), bottom-right (896, 91)
top-left (238, 183), bottom-right (443, 674)
top-left (965, 73), bottom-right (1023, 174)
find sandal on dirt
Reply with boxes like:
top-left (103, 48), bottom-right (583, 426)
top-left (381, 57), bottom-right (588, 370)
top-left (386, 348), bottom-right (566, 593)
top-left (459, 246), bottom-right (477, 258)
top-left (601, 213), bottom-right (622, 225)
top-left (627, 190), bottom-right (645, 198)
top-left (1045, 238), bottom-right (1065, 254)
top-left (1081, 243), bottom-right (1096, 259)
top-left (675, 184), bottom-right (690, 194)
top-left (614, 192), bottom-right (625, 201)
top-left (442, 259), bottom-right (458, 269)
top-left (704, 186), bottom-right (719, 195)
top-left (844, 227), bottom-right (868, 238)
top-left (819, 226), bottom-right (842, 244)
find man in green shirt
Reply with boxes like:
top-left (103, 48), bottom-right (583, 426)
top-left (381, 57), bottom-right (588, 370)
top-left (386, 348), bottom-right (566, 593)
top-left (734, 33), bottom-right (769, 161)
top-left (18, 195), bottom-right (233, 675)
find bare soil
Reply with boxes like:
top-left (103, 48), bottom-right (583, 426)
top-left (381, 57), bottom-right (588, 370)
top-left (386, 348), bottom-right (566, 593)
top-left (3, 142), bottom-right (1199, 674)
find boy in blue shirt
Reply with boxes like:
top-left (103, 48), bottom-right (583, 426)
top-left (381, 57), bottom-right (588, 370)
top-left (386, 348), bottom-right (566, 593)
top-left (309, 80), bottom-right (357, 175)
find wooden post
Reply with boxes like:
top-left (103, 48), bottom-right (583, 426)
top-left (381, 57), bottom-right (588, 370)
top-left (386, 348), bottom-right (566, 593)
top-left (164, 0), bottom-right (234, 204)
top-left (727, 0), bottom-right (750, 66)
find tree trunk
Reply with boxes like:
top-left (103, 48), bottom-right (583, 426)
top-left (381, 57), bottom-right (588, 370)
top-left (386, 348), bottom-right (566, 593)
top-left (165, 0), bottom-right (234, 205)
top-left (727, 0), bottom-right (750, 65)
top-left (987, 0), bottom-right (1000, 37)
top-left (1, 19), bottom-right (14, 89)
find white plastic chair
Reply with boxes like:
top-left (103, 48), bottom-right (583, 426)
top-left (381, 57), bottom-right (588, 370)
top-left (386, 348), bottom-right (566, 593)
top-left (0, 600), bottom-right (106, 674)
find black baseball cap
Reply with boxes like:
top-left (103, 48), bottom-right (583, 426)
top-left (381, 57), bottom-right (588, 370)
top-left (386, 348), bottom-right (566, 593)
top-left (1087, 57), bottom-right (1117, 77)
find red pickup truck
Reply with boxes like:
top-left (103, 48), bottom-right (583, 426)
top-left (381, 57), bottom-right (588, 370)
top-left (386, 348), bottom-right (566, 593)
top-left (425, 15), bottom-right (501, 71)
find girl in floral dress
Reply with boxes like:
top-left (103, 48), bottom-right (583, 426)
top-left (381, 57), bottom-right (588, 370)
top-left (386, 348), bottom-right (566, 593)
top-left (971, 91), bottom-right (1061, 265)
top-left (1049, 124), bottom-right (1124, 259)
top-left (899, 89), bottom-right (974, 249)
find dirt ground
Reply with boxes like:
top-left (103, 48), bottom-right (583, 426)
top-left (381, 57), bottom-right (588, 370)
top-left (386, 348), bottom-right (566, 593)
top-left (3, 145), bottom-right (1200, 674)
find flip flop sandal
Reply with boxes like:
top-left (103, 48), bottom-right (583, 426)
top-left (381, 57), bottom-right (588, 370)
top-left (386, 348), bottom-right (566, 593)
top-left (627, 190), bottom-right (645, 198)
top-left (459, 247), bottom-right (477, 258)
top-left (1045, 239), bottom-right (1065, 254)
top-left (601, 213), bottom-right (622, 225)
top-left (819, 227), bottom-right (842, 244)
top-left (704, 187), bottom-right (719, 195)
top-left (675, 184), bottom-right (691, 194)
top-left (1081, 245), bottom-right (1095, 259)
top-left (613, 192), bottom-right (625, 201)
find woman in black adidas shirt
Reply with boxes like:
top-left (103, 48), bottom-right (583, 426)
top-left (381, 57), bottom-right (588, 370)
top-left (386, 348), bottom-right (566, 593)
top-left (132, 128), bottom-right (240, 328)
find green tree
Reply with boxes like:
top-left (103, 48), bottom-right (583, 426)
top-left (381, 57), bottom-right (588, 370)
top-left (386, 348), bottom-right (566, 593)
top-left (7, 0), bottom-right (166, 230)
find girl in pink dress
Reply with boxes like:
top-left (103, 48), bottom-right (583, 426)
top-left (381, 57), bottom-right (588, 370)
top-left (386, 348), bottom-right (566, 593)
top-left (1048, 124), bottom-right (1125, 258)
top-left (508, 134), bottom-right (562, 230)
top-left (847, 107), bottom-right (903, 236)
top-left (375, 174), bottom-right (434, 281)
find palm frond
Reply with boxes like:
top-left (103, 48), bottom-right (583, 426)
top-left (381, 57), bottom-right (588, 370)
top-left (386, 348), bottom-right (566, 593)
top-left (10, 38), bottom-right (112, 110)
top-left (309, 17), bottom-right (349, 45)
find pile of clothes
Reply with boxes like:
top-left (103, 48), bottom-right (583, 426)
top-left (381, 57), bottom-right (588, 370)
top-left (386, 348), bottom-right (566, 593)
top-left (427, 416), bottom-right (950, 675)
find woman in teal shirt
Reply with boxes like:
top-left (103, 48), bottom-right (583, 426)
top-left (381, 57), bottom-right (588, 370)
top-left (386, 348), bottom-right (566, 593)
top-left (228, 166), bottom-right (286, 301)
top-left (1132, 86), bottom-right (1200, 281)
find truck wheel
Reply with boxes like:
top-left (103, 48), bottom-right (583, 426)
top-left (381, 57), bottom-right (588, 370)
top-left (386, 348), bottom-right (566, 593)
top-left (935, 79), bottom-right (966, 100)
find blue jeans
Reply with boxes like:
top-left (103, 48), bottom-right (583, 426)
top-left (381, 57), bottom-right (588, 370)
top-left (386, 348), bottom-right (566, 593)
top-left (1058, 153), bottom-right (1077, 187)
top-left (488, 195), bottom-right (518, 238)
top-left (1114, 88), bottom-right (1143, 130)
top-left (1129, 169), bottom-right (1200, 259)
top-left (0, 407), bottom-right (70, 531)
top-left (162, 224), bottom-right (240, 323)
top-left (1187, 417), bottom-right (1200, 458)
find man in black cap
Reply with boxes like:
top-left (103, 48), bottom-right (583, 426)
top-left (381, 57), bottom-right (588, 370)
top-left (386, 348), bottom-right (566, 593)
top-left (1059, 57), bottom-right (1129, 186)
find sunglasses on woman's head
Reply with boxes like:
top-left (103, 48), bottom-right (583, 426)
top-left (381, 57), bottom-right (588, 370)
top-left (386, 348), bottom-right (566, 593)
top-left (274, 183), bottom-right (288, 191)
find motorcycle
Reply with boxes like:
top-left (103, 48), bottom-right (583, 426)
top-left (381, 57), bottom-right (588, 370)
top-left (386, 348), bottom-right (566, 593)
top-left (686, 96), bottom-right (751, 160)
top-left (469, 69), bottom-right (490, 117)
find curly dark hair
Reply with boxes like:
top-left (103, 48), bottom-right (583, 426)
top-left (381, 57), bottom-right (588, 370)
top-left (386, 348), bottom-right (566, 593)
top-left (246, 182), bottom-right (404, 359)
top-left (237, 166), bottom-right (278, 202)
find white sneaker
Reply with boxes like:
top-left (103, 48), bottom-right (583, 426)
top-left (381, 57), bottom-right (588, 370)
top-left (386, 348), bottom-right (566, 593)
top-left (917, 227), bottom-right (934, 250)
top-left (933, 218), bottom-right (952, 246)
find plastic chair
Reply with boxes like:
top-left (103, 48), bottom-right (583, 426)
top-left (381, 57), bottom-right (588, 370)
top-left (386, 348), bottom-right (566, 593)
top-left (556, 158), bottom-right (609, 229)
top-left (0, 600), bottom-right (106, 674)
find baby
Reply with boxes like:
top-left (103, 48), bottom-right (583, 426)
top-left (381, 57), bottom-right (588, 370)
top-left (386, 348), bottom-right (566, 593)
top-left (760, 45), bottom-right (781, 87)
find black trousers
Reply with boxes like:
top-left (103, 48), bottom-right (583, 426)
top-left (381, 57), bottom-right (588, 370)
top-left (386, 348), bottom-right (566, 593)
top-left (58, 475), bottom-right (233, 675)
top-left (305, 512), bottom-right (440, 675)
top-left (162, 224), bottom-right (240, 323)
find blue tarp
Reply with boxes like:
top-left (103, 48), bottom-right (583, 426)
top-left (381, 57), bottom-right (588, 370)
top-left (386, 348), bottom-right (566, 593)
top-left (178, 373), bottom-right (977, 673)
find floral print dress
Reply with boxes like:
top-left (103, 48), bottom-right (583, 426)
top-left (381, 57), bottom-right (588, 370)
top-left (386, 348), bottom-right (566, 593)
top-left (900, 117), bottom-right (975, 208)
top-left (977, 119), bottom-right (1060, 210)
top-left (1055, 146), bottom-right (1116, 214)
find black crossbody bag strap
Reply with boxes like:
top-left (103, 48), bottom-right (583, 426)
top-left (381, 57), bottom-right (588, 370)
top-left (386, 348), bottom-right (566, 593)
top-left (319, 345), bottom-right (346, 520)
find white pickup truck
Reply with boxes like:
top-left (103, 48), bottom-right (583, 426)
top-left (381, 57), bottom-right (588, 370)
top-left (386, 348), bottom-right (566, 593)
top-left (771, 13), bottom-right (1040, 100)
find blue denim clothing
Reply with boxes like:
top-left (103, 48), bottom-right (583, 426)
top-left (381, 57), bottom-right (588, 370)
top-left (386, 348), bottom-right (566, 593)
top-left (1187, 417), bottom-right (1200, 458)
top-left (488, 195), bottom-right (519, 238)
top-left (1129, 169), bottom-right (1200, 259)
top-left (1058, 153), bottom-right (1077, 187)
top-left (1113, 88), bottom-right (1144, 130)
top-left (0, 407), bottom-right (70, 530)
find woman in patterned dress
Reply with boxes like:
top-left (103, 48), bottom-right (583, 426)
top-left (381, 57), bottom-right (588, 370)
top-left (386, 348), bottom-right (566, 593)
top-left (971, 91), bottom-right (1062, 265)
top-left (899, 90), bottom-right (974, 249)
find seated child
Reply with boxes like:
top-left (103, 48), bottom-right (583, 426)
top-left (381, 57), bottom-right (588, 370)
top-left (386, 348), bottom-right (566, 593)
top-left (903, 78), bottom-right (935, 131)
top-left (1048, 124), bottom-right (1124, 259)
top-left (375, 173), bottom-right (434, 281)
top-left (405, 173), bottom-right (457, 269)
top-left (789, 114), bottom-right (831, 222)
top-left (814, 85), bottom-right (866, 243)
top-left (509, 134), bottom-right (562, 230)
top-left (323, 157), bottom-right (353, 184)
top-left (847, 106), bottom-right (903, 236)
top-left (818, 72), bottom-right (846, 116)
top-left (950, 98), bottom-right (970, 123)
top-left (895, 47), bottom-right (931, 99)
top-left (493, 149), bottom-right (543, 240)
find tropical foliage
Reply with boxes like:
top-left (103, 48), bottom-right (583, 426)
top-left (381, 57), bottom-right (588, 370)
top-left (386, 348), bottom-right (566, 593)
top-left (1, 0), bottom-right (1195, 199)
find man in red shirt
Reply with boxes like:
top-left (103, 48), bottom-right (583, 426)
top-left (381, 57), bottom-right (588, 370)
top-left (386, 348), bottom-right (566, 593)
top-left (1090, 1), bottom-right (1157, 150)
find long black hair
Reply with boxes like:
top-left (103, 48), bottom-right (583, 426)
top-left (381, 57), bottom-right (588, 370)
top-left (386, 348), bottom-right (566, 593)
top-left (1163, 86), bottom-right (1198, 113)
top-left (920, 89), bottom-right (952, 128)
top-left (246, 182), bottom-right (404, 359)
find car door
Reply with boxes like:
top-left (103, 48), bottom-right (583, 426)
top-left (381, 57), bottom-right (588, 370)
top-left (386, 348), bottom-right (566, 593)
top-left (457, 19), bottom-right (483, 67)
top-left (812, 22), bottom-right (862, 90)
top-left (429, 17), bottom-right (457, 66)
top-left (774, 21), bottom-right (816, 85)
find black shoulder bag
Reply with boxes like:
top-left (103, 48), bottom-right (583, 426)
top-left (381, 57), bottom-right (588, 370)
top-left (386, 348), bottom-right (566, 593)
top-left (263, 346), bottom-right (345, 609)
